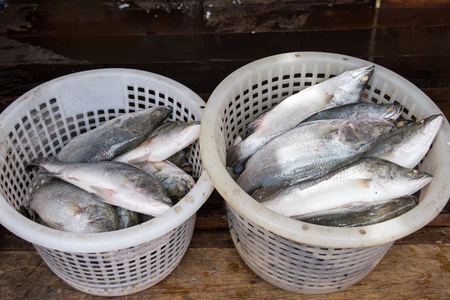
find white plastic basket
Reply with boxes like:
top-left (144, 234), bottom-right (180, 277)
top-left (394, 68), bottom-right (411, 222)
top-left (200, 52), bottom-right (450, 294)
top-left (0, 68), bottom-right (214, 296)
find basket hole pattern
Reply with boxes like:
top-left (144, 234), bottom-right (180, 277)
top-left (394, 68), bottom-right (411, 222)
top-left (34, 215), bottom-right (195, 295)
top-left (0, 98), bottom-right (67, 211)
top-left (227, 205), bottom-right (393, 293)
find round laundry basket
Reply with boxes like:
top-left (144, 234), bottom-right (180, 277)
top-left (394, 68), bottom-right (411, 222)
top-left (199, 52), bottom-right (450, 294)
top-left (0, 69), bottom-right (214, 296)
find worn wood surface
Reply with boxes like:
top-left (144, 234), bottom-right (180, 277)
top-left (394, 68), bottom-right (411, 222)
top-left (0, 0), bottom-right (449, 299)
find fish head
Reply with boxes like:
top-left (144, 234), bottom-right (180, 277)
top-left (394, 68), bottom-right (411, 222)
top-left (331, 65), bottom-right (375, 105)
top-left (119, 106), bottom-right (172, 133)
top-left (384, 104), bottom-right (404, 120)
top-left (367, 158), bottom-right (433, 194)
top-left (132, 181), bottom-right (173, 216)
top-left (178, 122), bottom-right (200, 147)
top-left (418, 114), bottom-right (443, 138)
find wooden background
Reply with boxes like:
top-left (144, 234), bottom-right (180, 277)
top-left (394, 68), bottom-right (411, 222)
top-left (0, 0), bottom-right (449, 299)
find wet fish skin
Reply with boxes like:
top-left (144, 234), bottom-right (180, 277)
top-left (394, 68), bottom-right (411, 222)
top-left (297, 195), bottom-right (418, 227)
top-left (236, 118), bottom-right (395, 193)
top-left (116, 206), bottom-right (140, 229)
top-left (57, 106), bottom-right (172, 163)
top-left (255, 157), bottom-right (432, 218)
top-left (28, 157), bottom-right (173, 217)
top-left (132, 160), bottom-right (195, 201)
top-left (167, 147), bottom-right (193, 174)
top-left (226, 65), bottom-right (375, 169)
top-left (114, 121), bottom-right (200, 164)
top-left (301, 103), bottom-right (403, 123)
top-left (30, 180), bottom-right (118, 233)
top-left (364, 114), bottom-right (444, 168)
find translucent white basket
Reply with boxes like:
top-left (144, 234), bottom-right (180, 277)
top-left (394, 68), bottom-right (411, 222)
top-left (0, 69), bottom-right (214, 296)
top-left (199, 52), bottom-right (450, 294)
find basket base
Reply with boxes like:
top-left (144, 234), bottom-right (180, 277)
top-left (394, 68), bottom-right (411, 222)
top-left (34, 215), bottom-right (196, 297)
top-left (227, 204), bottom-right (393, 294)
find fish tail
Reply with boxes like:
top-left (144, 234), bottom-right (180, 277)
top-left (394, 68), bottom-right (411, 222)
top-left (25, 156), bottom-right (59, 172)
top-left (247, 114), bottom-right (264, 133)
top-left (235, 173), bottom-right (258, 194)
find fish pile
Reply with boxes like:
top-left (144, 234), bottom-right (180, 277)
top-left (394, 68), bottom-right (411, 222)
top-left (28, 106), bottom-right (200, 233)
top-left (227, 65), bottom-right (443, 227)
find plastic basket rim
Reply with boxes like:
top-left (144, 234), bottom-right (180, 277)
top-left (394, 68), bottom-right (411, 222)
top-left (199, 51), bottom-right (450, 248)
top-left (0, 68), bottom-right (214, 252)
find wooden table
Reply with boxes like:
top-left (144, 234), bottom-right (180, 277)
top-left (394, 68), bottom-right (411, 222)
top-left (1, 1), bottom-right (449, 299)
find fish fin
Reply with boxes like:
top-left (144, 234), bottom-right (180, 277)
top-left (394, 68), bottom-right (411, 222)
top-left (90, 186), bottom-right (116, 201)
top-left (68, 203), bottom-right (83, 216)
top-left (233, 135), bottom-right (243, 146)
top-left (251, 187), bottom-right (282, 203)
top-left (247, 114), bottom-right (265, 133)
top-left (358, 178), bottom-right (372, 188)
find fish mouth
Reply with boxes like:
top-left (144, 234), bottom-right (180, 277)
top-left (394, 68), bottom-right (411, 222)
top-left (389, 105), bottom-right (404, 120)
top-left (351, 65), bottom-right (375, 81)
top-left (420, 114), bottom-right (443, 136)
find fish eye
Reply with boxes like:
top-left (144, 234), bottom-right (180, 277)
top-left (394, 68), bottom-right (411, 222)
top-left (413, 170), bottom-right (418, 174)
top-left (397, 121), bottom-right (404, 127)
top-left (388, 107), bottom-right (393, 112)
top-left (362, 75), bottom-right (369, 82)
top-left (420, 119), bottom-right (425, 124)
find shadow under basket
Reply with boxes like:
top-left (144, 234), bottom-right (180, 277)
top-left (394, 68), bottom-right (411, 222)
top-left (0, 69), bottom-right (214, 296)
top-left (199, 52), bottom-right (450, 294)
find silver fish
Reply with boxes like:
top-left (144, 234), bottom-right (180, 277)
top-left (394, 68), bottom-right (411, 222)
top-left (236, 118), bottom-right (395, 193)
top-left (254, 158), bottom-right (432, 218)
top-left (57, 106), bottom-right (172, 163)
top-left (116, 206), bottom-right (140, 229)
top-left (301, 103), bottom-right (403, 123)
top-left (227, 65), bottom-right (375, 169)
top-left (132, 160), bottom-right (195, 201)
top-left (28, 158), bottom-right (173, 217)
top-left (297, 195), bottom-right (419, 227)
top-left (114, 121), bottom-right (200, 163)
top-left (30, 180), bottom-right (118, 233)
top-left (364, 114), bottom-right (444, 168)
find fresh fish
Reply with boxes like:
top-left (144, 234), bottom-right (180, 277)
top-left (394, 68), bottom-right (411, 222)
top-left (116, 206), bottom-right (140, 229)
top-left (132, 160), bottom-right (195, 201)
top-left (236, 118), bottom-right (395, 193)
top-left (227, 65), bottom-right (375, 169)
top-left (167, 147), bottom-right (193, 174)
top-left (114, 121), bottom-right (200, 164)
top-left (297, 195), bottom-right (418, 227)
top-left (253, 158), bottom-right (432, 218)
top-left (57, 106), bottom-right (172, 163)
top-left (364, 114), bottom-right (443, 168)
top-left (28, 158), bottom-right (173, 217)
top-left (301, 103), bottom-right (403, 123)
top-left (30, 180), bottom-right (118, 233)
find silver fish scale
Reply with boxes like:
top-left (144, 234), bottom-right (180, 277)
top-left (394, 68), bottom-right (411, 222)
top-left (236, 119), bottom-right (390, 194)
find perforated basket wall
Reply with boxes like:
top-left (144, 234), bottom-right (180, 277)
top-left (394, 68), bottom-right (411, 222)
top-left (200, 52), bottom-right (450, 294)
top-left (0, 69), bottom-right (213, 296)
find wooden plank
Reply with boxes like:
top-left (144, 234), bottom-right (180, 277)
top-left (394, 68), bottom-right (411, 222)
top-left (2, 3), bottom-right (449, 37)
top-left (0, 244), bottom-right (448, 299)
top-left (1, 55), bottom-right (450, 100)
